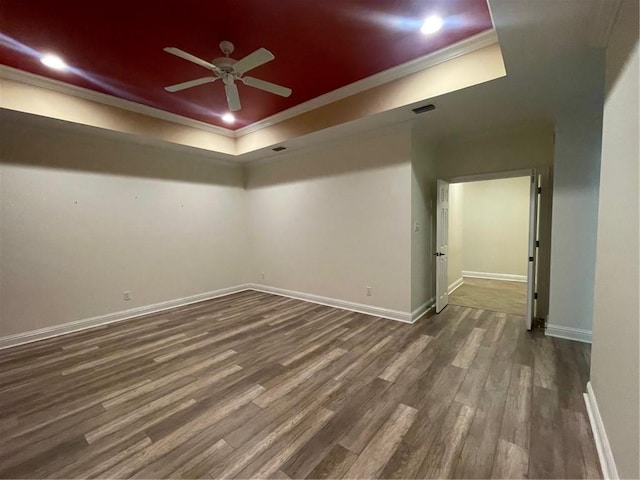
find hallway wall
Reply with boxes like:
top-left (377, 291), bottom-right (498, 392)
top-left (460, 177), bottom-right (530, 279)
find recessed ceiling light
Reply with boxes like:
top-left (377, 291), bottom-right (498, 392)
top-left (421, 15), bottom-right (443, 34)
top-left (222, 113), bottom-right (235, 124)
top-left (40, 54), bottom-right (68, 71)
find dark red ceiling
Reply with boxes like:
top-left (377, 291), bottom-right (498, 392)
top-left (0, 1), bottom-right (492, 130)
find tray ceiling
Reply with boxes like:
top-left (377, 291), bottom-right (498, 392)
top-left (0, 0), bottom-right (492, 130)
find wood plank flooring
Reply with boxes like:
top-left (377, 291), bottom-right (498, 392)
top-left (0, 291), bottom-right (601, 479)
top-left (449, 277), bottom-right (527, 316)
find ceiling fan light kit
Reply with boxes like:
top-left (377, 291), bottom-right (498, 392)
top-left (164, 40), bottom-right (292, 113)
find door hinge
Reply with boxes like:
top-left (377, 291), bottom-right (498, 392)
top-left (536, 240), bottom-right (540, 247)
top-left (534, 292), bottom-right (538, 300)
top-left (529, 256), bottom-right (534, 261)
top-left (537, 187), bottom-right (542, 194)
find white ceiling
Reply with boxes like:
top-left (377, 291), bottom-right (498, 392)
top-left (410, 0), bottom-right (610, 140)
top-left (247, 0), bottom-right (613, 162)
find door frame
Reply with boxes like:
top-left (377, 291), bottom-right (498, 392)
top-left (443, 168), bottom-right (541, 330)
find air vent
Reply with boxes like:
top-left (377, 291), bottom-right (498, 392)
top-left (412, 104), bottom-right (436, 114)
top-left (272, 146), bottom-right (286, 152)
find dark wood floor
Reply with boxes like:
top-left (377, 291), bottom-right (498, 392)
top-left (0, 291), bottom-right (601, 479)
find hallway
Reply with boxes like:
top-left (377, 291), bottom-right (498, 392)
top-left (449, 277), bottom-right (527, 316)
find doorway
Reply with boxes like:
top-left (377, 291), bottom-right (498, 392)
top-left (435, 170), bottom-right (540, 329)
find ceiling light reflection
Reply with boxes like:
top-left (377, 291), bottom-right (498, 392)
top-left (41, 54), bottom-right (68, 71)
top-left (421, 15), bottom-right (444, 34)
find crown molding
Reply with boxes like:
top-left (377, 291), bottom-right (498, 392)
top-left (1, 29), bottom-right (497, 141)
top-left (235, 29), bottom-right (498, 136)
top-left (1, 108), bottom-right (241, 167)
top-left (0, 65), bottom-right (236, 138)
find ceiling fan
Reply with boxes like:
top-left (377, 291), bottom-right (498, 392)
top-left (163, 40), bottom-right (292, 112)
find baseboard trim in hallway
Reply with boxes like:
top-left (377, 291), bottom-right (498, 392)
top-left (462, 270), bottom-right (527, 282)
top-left (545, 324), bottom-right (593, 343)
top-left (411, 297), bottom-right (436, 323)
top-left (584, 381), bottom-right (619, 479)
top-left (448, 277), bottom-right (464, 294)
top-left (0, 284), bottom-right (253, 350)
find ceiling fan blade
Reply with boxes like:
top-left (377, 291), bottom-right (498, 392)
top-left (225, 82), bottom-right (241, 111)
top-left (233, 48), bottom-right (274, 75)
top-left (164, 47), bottom-right (220, 73)
top-left (165, 77), bottom-right (218, 92)
top-left (242, 76), bottom-right (292, 97)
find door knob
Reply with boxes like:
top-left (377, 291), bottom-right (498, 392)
top-left (433, 252), bottom-right (445, 256)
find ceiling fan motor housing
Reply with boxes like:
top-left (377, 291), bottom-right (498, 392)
top-left (212, 57), bottom-right (238, 74)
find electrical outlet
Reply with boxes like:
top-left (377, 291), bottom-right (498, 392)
top-left (366, 286), bottom-right (373, 296)
top-left (414, 221), bottom-right (421, 232)
top-left (261, 272), bottom-right (265, 280)
top-left (123, 291), bottom-right (131, 301)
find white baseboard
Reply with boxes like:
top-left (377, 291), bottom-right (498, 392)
top-left (584, 381), bottom-right (619, 479)
top-left (249, 284), bottom-right (413, 323)
top-left (1, 284), bottom-right (419, 350)
top-left (448, 277), bottom-right (464, 294)
top-left (462, 270), bottom-right (527, 282)
top-left (0, 284), bottom-right (252, 350)
top-left (545, 324), bottom-right (592, 343)
top-left (411, 297), bottom-right (435, 323)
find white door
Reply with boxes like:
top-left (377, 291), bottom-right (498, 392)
top-left (525, 170), bottom-right (539, 330)
top-left (435, 179), bottom-right (449, 313)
